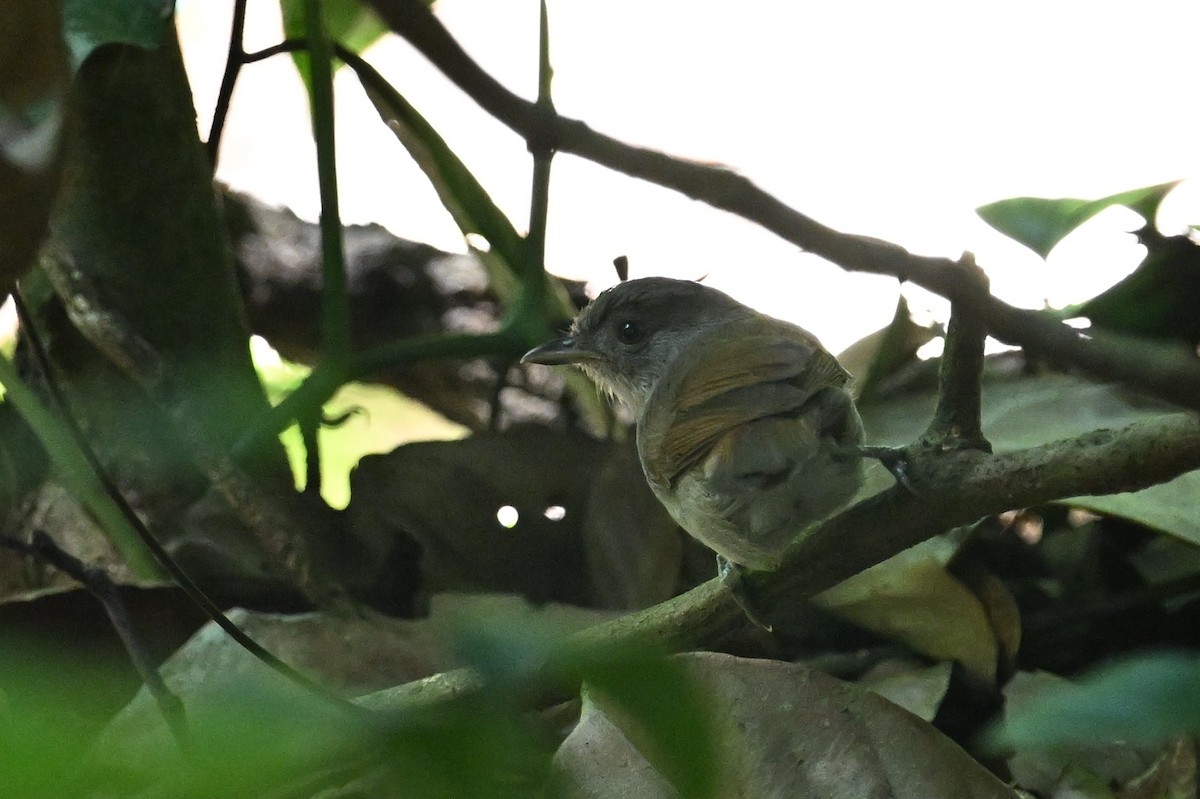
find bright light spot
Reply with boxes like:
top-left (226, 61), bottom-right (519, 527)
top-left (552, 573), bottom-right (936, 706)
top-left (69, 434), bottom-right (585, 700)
top-left (1001, 509), bottom-right (1045, 545)
top-left (496, 505), bottom-right (519, 528)
top-left (465, 232), bottom-right (491, 253)
top-left (0, 296), bottom-right (17, 341)
top-left (1063, 317), bottom-right (1092, 329)
top-left (1015, 514), bottom-right (1044, 545)
top-left (249, 334), bottom-right (283, 368)
top-left (915, 337), bottom-right (945, 361)
top-left (543, 505), bottom-right (567, 521)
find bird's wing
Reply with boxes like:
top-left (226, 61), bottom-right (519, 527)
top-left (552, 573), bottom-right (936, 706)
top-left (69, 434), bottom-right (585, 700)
top-left (673, 330), bottom-right (845, 411)
top-left (641, 318), bottom-right (851, 486)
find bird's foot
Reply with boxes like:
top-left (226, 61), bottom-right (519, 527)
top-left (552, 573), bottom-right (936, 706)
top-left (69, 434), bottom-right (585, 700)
top-left (859, 445), bottom-right (919, 496)
top-left (717, 555), bottom-right (773, 633)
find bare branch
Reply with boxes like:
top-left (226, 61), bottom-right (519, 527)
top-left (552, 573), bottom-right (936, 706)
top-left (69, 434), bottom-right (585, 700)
top-left (362, 411), bottom-right (1200, 715)
top-left (365, 0), bottom-right (1200, 410)
top-left (921, 253), bottom-right (991, 452)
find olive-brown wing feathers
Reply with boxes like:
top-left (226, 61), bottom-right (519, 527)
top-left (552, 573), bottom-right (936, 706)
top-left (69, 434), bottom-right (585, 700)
top-left (641, 318), bottom-right (851, 486)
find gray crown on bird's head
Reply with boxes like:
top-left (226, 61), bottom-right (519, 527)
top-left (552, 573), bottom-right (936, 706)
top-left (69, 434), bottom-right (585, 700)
top-left (570, 278), bottom-right (751, 413)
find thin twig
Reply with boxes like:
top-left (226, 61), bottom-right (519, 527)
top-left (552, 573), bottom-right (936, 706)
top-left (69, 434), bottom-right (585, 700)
top-left (300, 407), bottom-right (322, 497)
top-left (523, 0), bottom-right (555, 316)
top-left (921, 253), bottom-right (992, 452)
top-left (303, 0), bottom-right (352, 369)
top-left (475, 0), bottom-right (557, 432)
top-left (206, 0), bottom-right (249, 166)
top-left (243, 40), bottom-right (302, 63)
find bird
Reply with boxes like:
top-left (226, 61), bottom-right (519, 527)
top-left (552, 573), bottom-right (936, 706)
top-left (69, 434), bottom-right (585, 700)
top-left (521, 276), bottom-right (865, 573)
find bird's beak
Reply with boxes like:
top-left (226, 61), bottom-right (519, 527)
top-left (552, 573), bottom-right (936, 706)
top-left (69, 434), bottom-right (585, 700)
top-left (521, 336), bottom-right (603, 365)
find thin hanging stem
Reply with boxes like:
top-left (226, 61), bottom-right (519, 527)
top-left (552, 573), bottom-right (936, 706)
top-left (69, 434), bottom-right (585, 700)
top-left (521, 0), bottom-right (556, 323)
top-left (303, 0), bottom-right (352, 370)
top-left (207, 0), bottom-right (249, 166)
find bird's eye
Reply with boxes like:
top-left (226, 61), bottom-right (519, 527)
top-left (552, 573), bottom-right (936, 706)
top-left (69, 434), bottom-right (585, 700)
top-left (616, 319), bottom-right (644, 345)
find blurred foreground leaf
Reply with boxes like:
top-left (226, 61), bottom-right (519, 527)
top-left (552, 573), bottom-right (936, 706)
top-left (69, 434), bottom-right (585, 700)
top-left (990, 652), bottom-right (1200, 753)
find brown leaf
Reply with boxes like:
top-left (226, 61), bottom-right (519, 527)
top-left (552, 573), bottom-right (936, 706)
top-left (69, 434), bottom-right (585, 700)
top-left (554, 651), bottom-right (1016, 799)
top-left (819, 538), bottom-right (1001, 685)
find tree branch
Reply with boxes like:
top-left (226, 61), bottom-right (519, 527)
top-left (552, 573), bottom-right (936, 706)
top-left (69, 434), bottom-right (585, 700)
top-left (362, 411), bottom-right (1200, 714)
top-left (206, 0), bottom-right (248, 165)
top-left (365, 0), bottom-right (1200, 411)
top-left (921, 253), bottom-right (991, 452)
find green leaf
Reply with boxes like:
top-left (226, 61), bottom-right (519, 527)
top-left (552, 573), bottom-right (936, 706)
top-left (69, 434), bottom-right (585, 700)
top-left (352, 53), bottom-right (569, 318)
top-left (62, 0), bottom-right (173, 68)
top-left (977, 180), bottom-right (1181, 258)
top-left (359, 66), bottom-right (527, 293)
top-left (1074, 231), bottom-right (1200, 344)
top-left (279, 0), bottom-right (389, 92)
top-left (989, 652), bottom-right (1200, 751)
top-left (356, 55), bottom-right (612, 431)
top-left (837, 295), bottom-right (937, 403)
top-left (819, 539), bottom-right (1001, 684)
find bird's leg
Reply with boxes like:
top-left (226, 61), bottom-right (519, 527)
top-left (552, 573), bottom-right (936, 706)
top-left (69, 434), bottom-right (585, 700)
top-left (717, 555), bottom-right (773, 633)
top-left (859, 445), bottom-right (918, 495)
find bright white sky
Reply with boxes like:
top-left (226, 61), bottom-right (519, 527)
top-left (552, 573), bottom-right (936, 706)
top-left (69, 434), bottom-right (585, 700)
top-left (178, 0), bottom-right (1200, 353)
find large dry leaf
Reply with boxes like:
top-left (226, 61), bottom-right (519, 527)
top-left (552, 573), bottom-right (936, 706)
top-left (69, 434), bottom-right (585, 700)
top-left (819, 537), bottom-right (1002, 685)
top-left (553, 651), bottom-right (1016, 799)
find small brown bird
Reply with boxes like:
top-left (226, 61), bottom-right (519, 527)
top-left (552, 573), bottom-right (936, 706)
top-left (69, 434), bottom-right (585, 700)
top-left (522, 277), bottom-right (865, 571)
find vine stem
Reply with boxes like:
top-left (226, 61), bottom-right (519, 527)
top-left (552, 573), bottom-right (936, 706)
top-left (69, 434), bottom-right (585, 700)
top-left (303, 0), bottom-right (352, 369)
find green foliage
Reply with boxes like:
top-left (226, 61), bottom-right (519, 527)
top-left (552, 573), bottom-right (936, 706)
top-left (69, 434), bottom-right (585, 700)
top-left (365, 67), bottom-right (528, 299)
top-left (62, 0), bottom-right (173, 68)
top-left (0, 638), bottom-right (130, 797)
top-left (254, 340), bottom-right (465, 506)
top-left (392, 611), bottom-right (719, 798)
top-left (15, 0), bottom-right (1200, 794)
top-left (989, 652), bottom-right (1200, 751)
top-left (358, 53), bottom-right (576, 327)
top-left (353, 41), bottom-right (602, 425)
top-left (837, 295), bottom-right (936, 401)
top-left (977, 180), bottom-right (1180, 259)
top-left (1075, 230), bottom-right (1200, 344)
top-left (980, 180), bottom-right (1200, 345)
top-left (279, 0), bottom-right (388, 95)
top-left (384, 696), bottom-right (554, 799)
